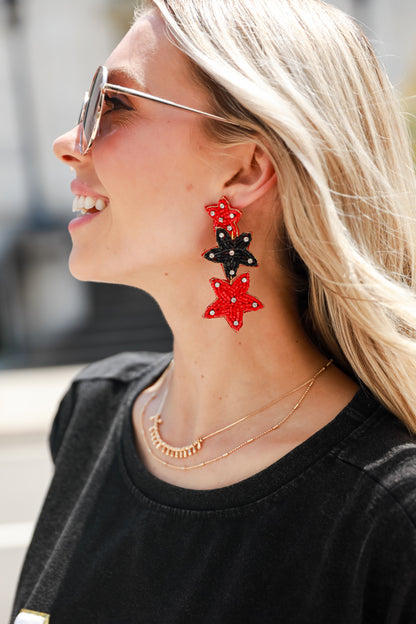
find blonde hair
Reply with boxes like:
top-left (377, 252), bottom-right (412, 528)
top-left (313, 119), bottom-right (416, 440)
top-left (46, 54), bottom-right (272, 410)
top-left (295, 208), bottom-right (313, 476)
top-left (137, 0), bottom-right (416, 432)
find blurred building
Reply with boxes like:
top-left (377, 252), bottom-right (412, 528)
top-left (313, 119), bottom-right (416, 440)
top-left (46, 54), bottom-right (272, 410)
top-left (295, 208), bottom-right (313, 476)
top-left (0, 0), bottom-right (415, 368)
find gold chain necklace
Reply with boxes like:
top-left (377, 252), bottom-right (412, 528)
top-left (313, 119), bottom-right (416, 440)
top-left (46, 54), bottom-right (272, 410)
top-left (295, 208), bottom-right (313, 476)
top-left (140, 359), bottom-right (333, 471)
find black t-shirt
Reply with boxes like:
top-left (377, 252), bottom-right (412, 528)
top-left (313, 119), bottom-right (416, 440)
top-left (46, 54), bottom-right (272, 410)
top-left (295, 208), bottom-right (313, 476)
top-left (11, 352), bottom-right (416, 623)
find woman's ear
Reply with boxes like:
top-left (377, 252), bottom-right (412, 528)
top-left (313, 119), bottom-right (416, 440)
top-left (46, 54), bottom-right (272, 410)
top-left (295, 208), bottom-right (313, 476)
top-left (222, 143), bottom-right (277, 207)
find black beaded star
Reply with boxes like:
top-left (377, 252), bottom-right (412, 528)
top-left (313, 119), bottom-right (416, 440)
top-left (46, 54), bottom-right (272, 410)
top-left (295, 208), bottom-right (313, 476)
top-left (203, 228), bottom-right (258, 280)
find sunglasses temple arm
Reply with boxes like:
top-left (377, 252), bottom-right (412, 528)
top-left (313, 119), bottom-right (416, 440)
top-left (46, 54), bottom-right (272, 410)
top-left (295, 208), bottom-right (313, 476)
top-left (105, 83), bottom-right (237, 125)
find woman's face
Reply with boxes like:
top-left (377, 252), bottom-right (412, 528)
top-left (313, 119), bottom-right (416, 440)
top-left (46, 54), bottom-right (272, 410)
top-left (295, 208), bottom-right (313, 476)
top-left (54, 10), bottom-right (232, 290)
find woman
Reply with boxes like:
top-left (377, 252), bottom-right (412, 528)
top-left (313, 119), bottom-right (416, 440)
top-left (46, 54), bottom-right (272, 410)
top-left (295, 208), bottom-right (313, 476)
top-left (11, 1), bottom-right (416, 622)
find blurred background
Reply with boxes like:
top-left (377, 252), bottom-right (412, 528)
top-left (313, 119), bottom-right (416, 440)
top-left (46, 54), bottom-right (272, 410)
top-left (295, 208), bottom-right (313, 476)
top-left (1, 0), bottom-right (416, 620)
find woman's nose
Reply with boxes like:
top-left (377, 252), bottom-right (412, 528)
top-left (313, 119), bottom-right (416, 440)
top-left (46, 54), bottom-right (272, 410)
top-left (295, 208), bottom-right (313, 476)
top-left (53, 124), bottom-right (83, 166)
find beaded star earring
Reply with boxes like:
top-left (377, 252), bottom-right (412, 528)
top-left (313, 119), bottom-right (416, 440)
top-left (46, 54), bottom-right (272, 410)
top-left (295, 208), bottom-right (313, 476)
top-left (202, 196), bottom-right (263, 330)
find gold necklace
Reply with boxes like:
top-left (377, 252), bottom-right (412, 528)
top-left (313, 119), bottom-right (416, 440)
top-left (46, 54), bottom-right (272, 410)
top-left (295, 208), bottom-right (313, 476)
top-left (140, 359), bottom-right (333, 471)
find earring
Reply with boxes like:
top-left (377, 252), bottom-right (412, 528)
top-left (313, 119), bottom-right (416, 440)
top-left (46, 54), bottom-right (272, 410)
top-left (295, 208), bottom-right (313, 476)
top-left (202, 196), bottom-right (263, 331)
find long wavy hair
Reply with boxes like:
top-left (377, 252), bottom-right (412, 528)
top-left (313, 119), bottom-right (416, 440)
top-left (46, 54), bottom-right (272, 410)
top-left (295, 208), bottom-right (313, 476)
top-left (137, 0), bottom-right (416, 432)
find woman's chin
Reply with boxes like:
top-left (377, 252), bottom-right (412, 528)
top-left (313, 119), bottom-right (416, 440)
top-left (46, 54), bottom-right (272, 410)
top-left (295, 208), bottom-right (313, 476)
top-left (68, 253), bottom-right (105, 283)
top-left (68, 252), bottom-right (135, 287)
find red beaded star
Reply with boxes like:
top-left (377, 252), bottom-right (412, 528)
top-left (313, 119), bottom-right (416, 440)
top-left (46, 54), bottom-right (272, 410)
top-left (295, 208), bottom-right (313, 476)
top-left (205, 196), bottom-right (242, 237)
top-left (204, 273), bottom-right (263, 331)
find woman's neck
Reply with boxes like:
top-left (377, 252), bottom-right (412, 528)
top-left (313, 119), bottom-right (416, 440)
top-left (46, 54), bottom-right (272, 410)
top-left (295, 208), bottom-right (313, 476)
top-left (161, 288), bottom-right (329, 442)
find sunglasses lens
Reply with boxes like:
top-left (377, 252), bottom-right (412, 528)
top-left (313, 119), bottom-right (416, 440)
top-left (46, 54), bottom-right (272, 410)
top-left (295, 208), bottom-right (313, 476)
top-left (81, 67), bottom-right (105, 153)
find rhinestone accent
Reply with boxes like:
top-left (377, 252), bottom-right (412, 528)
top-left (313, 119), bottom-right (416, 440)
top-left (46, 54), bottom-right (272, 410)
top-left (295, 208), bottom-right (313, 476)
top-left (210, 310), bottom-right (215, 316)
top-left (215, 282), bottom-right (220, 288)
top-left (210, 210), bottom-right (215, 216)
top-left (219, 232), bottom-right (225, 238)
top-left (209, 253), bottom-right (215, 259)
top-left (230, 213), bottom-right (235, 218)
top-left (244, 236), bottom-right (249, 242)
top-left (242, 277), bottom-right (247, 283)
top-left (248, 258), bottom-right (253, 264)
top-left (229, 250), bottom-right (235, 256)
top-left (252, 302), bottom-right (258, 308)
top-left (220, 203), bottom-right (225, 208)
top-left (233, 321), bottom-right (239, 326)
top-left (231, 297), bottom-right (237, 303)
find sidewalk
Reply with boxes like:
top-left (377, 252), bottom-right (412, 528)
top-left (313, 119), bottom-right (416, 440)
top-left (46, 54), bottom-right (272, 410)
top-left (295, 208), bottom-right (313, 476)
top-left (0, 364), bottom-right (83, 436)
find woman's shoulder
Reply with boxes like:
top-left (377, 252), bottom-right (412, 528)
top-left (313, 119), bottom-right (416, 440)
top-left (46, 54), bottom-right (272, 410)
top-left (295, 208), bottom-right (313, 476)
top-left (334, 390), bottom-right (416, 527)
top-left (49, 351), bottom-right (172, 462)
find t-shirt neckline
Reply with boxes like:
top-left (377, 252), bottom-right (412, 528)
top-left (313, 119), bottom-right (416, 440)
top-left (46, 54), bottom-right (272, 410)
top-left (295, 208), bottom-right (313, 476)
top-left (120, 354), bottom-right (380, 512)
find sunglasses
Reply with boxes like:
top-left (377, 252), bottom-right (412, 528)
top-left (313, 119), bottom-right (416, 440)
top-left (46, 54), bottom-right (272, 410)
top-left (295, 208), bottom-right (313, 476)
top-left (77, 65), bottom-right (237, 155)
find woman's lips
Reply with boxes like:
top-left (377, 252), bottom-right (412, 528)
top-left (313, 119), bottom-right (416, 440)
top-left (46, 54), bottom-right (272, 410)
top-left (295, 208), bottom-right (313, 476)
top-left (70, 180), bottom-right (108, 203)
top-left (68, 209), bottom-right (103, 233)
top-left (68, 183), bottom-right (109, 233)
